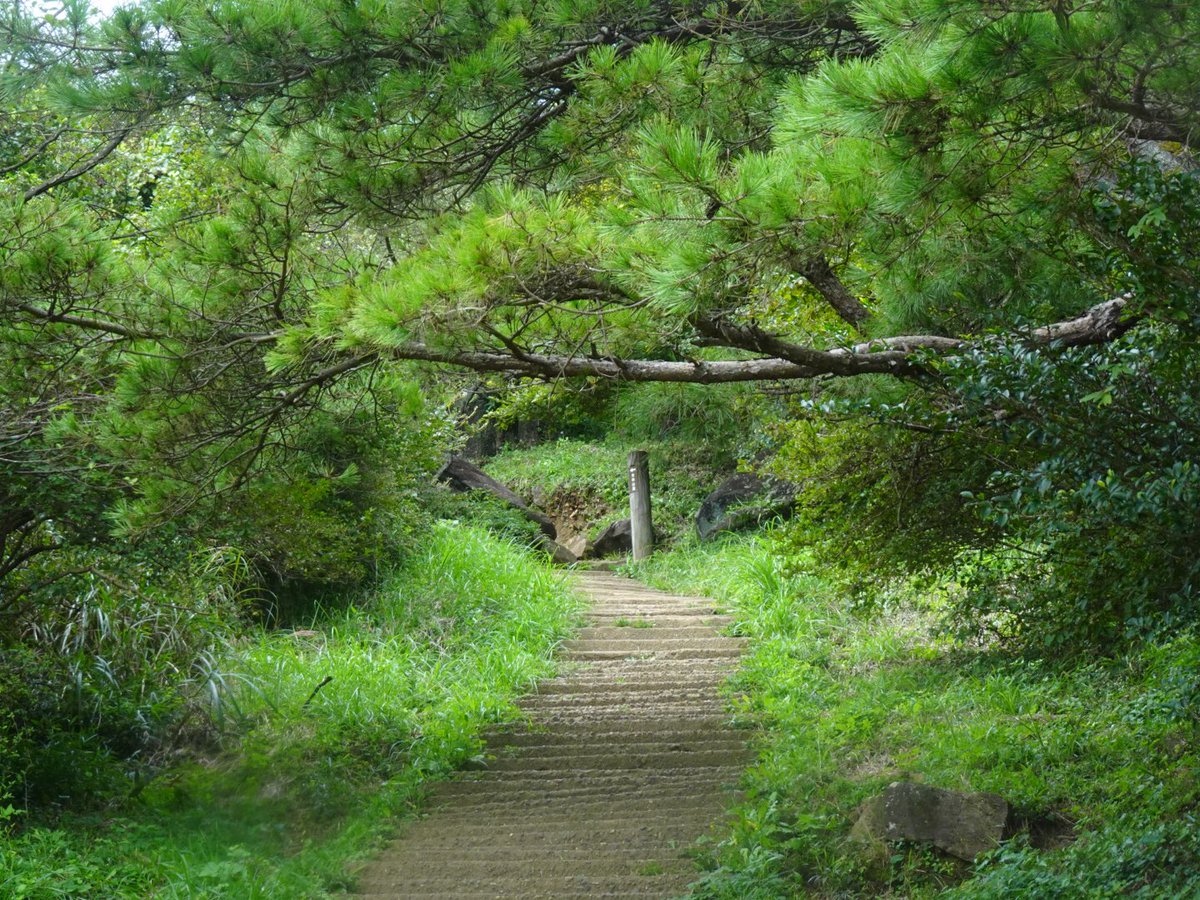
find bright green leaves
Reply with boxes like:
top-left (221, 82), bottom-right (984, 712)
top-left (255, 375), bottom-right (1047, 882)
top-left (763, 0), bottom-right (1164, 335)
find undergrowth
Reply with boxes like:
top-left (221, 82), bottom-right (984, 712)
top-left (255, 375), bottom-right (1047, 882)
top-left (632, 535), bottom-right (1200, 898)
top-left (1, 524), bottom-right (581, 898)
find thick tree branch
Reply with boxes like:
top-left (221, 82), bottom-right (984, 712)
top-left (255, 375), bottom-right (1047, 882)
top-left (1024, 294), bottom-right (1134, 346)
top-left (383, 296), bottom-right (1137, 384)
top-left (13, 282), bottom-right (1135, 387)
top-left (1089, 92), bottom-right (1197, 149)
top-left (694, 316), bottom-right (917, 376)
top-left (14, 302), bottom-right (155, 340)
top-left (387, 342), bottom-right (818, 382)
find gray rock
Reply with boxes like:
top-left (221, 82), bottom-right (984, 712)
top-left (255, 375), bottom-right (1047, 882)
top-left (537, 535), bottom-right (578, 566)
top-left (851, 781), bottom-right (1009, 862)
top-left (436, 455), bottom-right (556, 539)
top-left (696, 473), bottom-right (796, 541)
top-left (589, 518), bottom-right (632, 558)
top-left (453, 386), bottom-right (543, 460)
top-left (562, 534), bottom-right (592, 560)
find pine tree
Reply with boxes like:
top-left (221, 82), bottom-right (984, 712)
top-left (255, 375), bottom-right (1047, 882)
top-left (4, 0), bottom-right (1200, 641)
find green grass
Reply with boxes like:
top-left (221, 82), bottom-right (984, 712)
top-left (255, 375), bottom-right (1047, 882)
top-left (486, 438), bottom-right (631, 505)
top-left (1, 523), bottom-right (582, 898)
top-left (485, 436), bottom-right (728, 542)
top-left (631, 535), bottom-right (1200, 898)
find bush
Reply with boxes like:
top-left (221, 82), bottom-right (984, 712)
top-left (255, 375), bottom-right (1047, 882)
top-left (428, 490), bottom-right (546, 548)
top-left (941, 322), bottom-right (1200, 651)
top-left (0, 547), bottom-right (250, 809)
top-left (956, 816), bottom-right (1200, 899)
top-left (769, 409), bottom-right (1002, 590)
top-left (768, 164), bottom-right (1200, 654)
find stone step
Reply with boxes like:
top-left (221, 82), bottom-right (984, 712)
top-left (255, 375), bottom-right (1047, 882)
top-left (357, 861), bottom-right (695, 886)
top-left (372, 826), bottom-right (703, 849)
top-left (528, 676), bottom-right (728, 694)
top-left (421, 797), bottom-right (738, 821)
top-left (564, 647), bottom-right (742, 661)
top-left (481, 748), bottom-right (749, 772)
top-left (573, 628), bottom-right (729, 643)
top-left (486, 724), bottom-right (745, 748)
top-left (350, 572), bottom-right (751, 898)
top-left (355, 886), bottom-right (692, 899)
top-left (516, 692), bottom-right (733, 708)
top-left (427, 782), bottom-right (743, 810)
top-left (564, 637), bottom-right (744, 652)
top-left (489, 737), bottom-right (748, 757)
top-left (589, 613), bottom-right (734, 625)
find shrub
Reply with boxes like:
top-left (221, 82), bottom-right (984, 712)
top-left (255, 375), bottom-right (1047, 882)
top-left (0, 547), bottom-right (251, 809)
top-left (770, 164), bottom-right (1200, 654)
top-left (428, 490), bottom-right (546, 547)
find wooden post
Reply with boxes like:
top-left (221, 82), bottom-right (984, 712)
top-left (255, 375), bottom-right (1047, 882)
top-left (628, 449), bottom-right (653, 561)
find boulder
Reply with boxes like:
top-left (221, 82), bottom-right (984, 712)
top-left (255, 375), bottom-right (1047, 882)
top-left (562, 534), bottom-right (592, 560)
top-left (696, 473), bottom-right (796, 541)
top-left (454, 388), bottom-right (498, 460)
top-left (436, 455), bottom-right (556, 539)
top-left (537, 535), bottom-right (578, 566)
top-left (589, 518), bottom-right (633, 558)
top-left (850, 781), bottom-right (1009, 862)
top-left (453, 386), bottom-right (543, 460)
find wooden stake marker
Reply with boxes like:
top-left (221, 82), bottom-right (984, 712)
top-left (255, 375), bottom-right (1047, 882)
top-left (628, 449), bottom-right (653, 561)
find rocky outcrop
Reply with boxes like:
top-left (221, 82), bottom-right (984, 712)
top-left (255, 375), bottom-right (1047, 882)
top-left (851, 781), bottom-right (1009, 862)
top-left (454, 386), bottom-right (543, 460)
top-left (696, 473), bottom-right (796, 541)
top-left (436, 455), bottom-right (556, 539)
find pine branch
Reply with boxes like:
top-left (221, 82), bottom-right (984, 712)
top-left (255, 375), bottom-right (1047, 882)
top-left (23, 124), bottom-right (137, 201)
top-left (379, 296), bottom-right (1137, 384)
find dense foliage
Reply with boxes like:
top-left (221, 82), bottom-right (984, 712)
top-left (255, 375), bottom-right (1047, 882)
top-left (775, 161), bottom-right (1200, 651)
top-left (2, 0), bottom-right (1200, 892)
top-left (2, 0), bottom-right (1195, 626)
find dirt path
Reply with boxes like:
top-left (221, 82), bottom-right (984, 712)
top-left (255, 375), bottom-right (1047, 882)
top-left (351, 569), bottom-right (751, 898)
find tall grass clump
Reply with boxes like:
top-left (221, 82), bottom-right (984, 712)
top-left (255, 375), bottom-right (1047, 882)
top-left (0, 545), bottom-right (254, 812)
top-left (226, 522), bottom-right (582, 808)
top-left (1, 523), bottom-right (581, 898)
